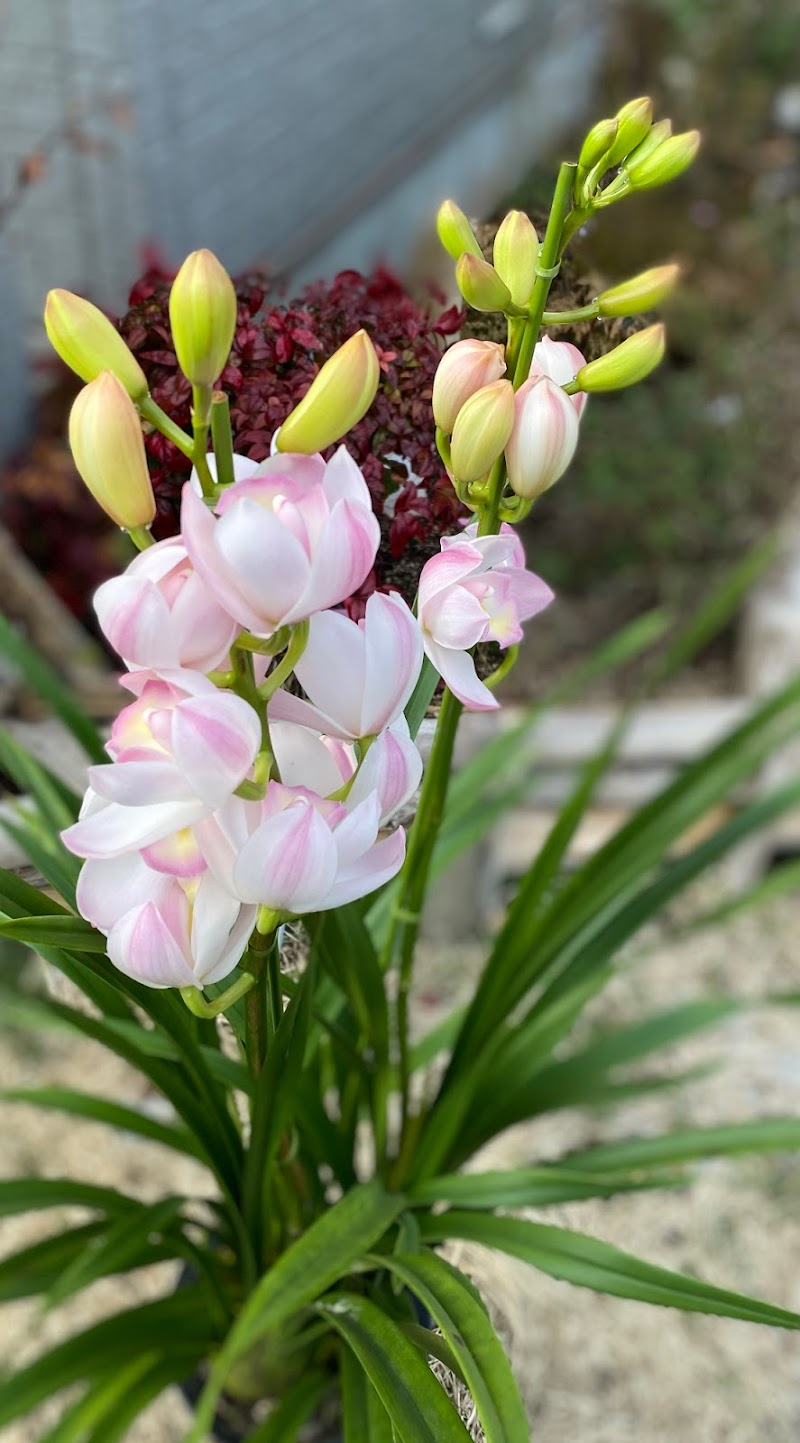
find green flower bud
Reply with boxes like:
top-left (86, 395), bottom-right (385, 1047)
top-left (624, 118), bottom-right (672, 170)
top-left (450, 379), bottom-right (515, 483)
top-left (597, 264), bottom-right (681, 317)
top-left (577, 117), bottom-right (619, 173)
top-left (436, 200), bottom-right (483, 262)
top-left (574, 324), bottom-right (666, 392)
top-left (492, 210), bottom-right (539, 307)
top-left (169, 249), bottom-right (237, 387)
top-left (276, 329), bottom-right (379, 454)
top-left (628, 130), bottom-right (701, 190)
top-left (44, 290), bottom-right (148, 401)
top-left (603, 96), bottom-right (654, 169)
top-left (455, 253), bottom-right (513, 314)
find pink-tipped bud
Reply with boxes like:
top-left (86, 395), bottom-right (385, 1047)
top-left (450, 379), bottom-right (515, 484)
top-left (45, 290), bottom-right (148, 400)
top-left (505, 376), bottom-right (580, 500)
top-left (574, 323), bottom-right (666, 393)
top-left (276, 329), bottom-right (380, 454)
top-left (492, 210), bottom-right (539, 307)
top-left (604, 96), bottom-right (654, 169)
top-left (436, 199), bottom-right (483, 261)
top-left (456, 253), bottom-right (513, 314)
top-left (169, 249), bottom-right (237, 387)
top-left (69, 372), bottom-right (155, 529)
top-left (432, 339), bottom-right (506, 433)
top-left (627, 130), bottom-right (701, 190)
top-left (597, 263), bottom-right (681, 317)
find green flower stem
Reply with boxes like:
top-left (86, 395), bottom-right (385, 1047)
top-left (258, 621), bottom-right (310, 701)
top-left (191, 383), bottom-right (216, 498)
top-left (541, 300), bottom-right (599, 324)
top-left (513, 161), bottom-right (578, 389)
top-left (478, 454), bottom-right (508, 538)
top-left (139, 395), bottom-right (195, 460)
top-left (127, 525), bottom-right (154, 552)
top-left (389, 685), bottom-right (463, 1153)
top-left (180, 973), bottom-right (256, 1019)
top-left (210, 390), bottom-right (236, 488)
top-left (243, 929), bottom-right (273, 1080)
top-left (484, 642), bottom-right (519, 691)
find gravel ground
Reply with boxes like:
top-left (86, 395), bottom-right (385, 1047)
top-left (3, 884), bottom-right (800, 1442)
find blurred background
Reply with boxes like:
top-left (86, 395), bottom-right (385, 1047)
top-left (2, 2), bottom-right (800, 1440)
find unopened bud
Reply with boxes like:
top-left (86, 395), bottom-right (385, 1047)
top-left (68, 372), bottom-right (155, 529)
top-left (578, 117), bottom-right (619, 173)
top-left (604, 96), bottom-right (654, 169)
top-left (169, 249), bottom-right (237, 388)
top-left (505, 376), bottom-right (580, 500)
top-left (45, 290), bottom-right (148, 401)
top-left (625, 118), bottom-right (672, 170)
top-left (450, 379), bottom-right (515, 484)
top-left (574, 323), bottom-right (666, 393)
top-left (432, 339), bottom-right (506, 433)
top-left (276, 329), bottom-right (379, 454)
top-left (627, 130), bottom-right (701, 190)
top-left (492, 210), bottom-right (539, 307)
top-left (456, 253), bottom-right (513, 314)
top-left (436, 200), bottom-right (483, 262)
top-left (597, 263), bottom-right (681, 317)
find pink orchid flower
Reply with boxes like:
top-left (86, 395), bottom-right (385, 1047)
top-left (181, 445), bottom-right (380, 638)
top-left (268, 705), bottom-right (422, 825)
top-left (268, 591), bottom-right (423, 741)
top-left (418, 524), bottom-right (554, 710)
top-left (93, 538), bottom-right (239, 674)
top-left (529, 336), bottom-right (588, 418)
top-left (61, 671), bottom-right (261, 859)
top-left (231, 783), bottom-right (406, 914)
top-left (76, 850), bottom-right (256, 989)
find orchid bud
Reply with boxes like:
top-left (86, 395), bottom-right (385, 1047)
top-left (456, 253), bottom-right (513, 314)
top-left (625, 118), bottom-right (672, 169)
top-left (169, 249), bottom-right (237, 387)
top-left (577, 117), bottom-right (619, 173)
top-left (432, 339), bottom-right (506, 432)
top-left (45, 290), bottom-right (148, 401)
top-left (604, 96), bottom-right (654, 169)
top-left (627, 130), bottom-right (701, 190)
top-left (436, 199), bottom-right (483, 261)
top-left (276, 329), bottom-right (379, 454)
top-left (69, 372), bottom-right (155, 529)
top-left (505, 376), bottom-right (580, 500)
top-left (574, 324), bottom-right (666, 393)
top-left (597, 264), bottom-right (681, 317)
top-left (450, 379), bottom-right (515, 484)
top-left (492, 211), bottom-right (539, 307)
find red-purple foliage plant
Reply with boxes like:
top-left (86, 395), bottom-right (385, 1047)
top-left (119, 265), bottom-right (465, 614)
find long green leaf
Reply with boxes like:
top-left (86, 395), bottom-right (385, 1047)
top-left (187, 1181), bottom-right (407, 1442)
top-left (0, 1285), bottom-right (221, 1428)
top-left (420, 1212), bottom-right (800, 1331)
top-left (341, 1341), bottom-right (394, 1443)
top-left (0, 727), bottom-right (79, 832)
top-left (45, 1196), bottom-right (188, 1307)
top-left (0, 612), bottom-right (107, 763)
top-left (318, 1293), bottom-right (471, 1443)
top-left (0, 865), bottom-right (69, 918)
top-left (2, 1086), bottom-right (203, 1159)
top-left (408, 1164), bottom-right (681, 1209)
top-left (36, 1356), bottom-right (159, 1443)
top-left (0, 812), bottom-right (79, 906)
top-left (372, 1251), bottom-right (529, 1443)
top-left (245, 1373), bottom-right (331, 1443)
top-left (0, 1177), bottom-right (144, 1218)
top-left (564, 1118), bottom-right (800, 1174)
top-left (0, 1223), bottom-right (107, 1302)
top-left (405, 656), bottom-right (440, 739)
top-left (0, 913), bottom-right (107, 951)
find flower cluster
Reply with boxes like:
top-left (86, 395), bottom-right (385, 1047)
top-left (61, 441), bottom-right (552, 989)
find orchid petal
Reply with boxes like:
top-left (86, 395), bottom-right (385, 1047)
top-left (170, 693), bottom-right (261, 807)
top-left (423, 638), bottom-right (500, 712)
top-left (233, 799), bottom-right (339, 911)
top-left (107, 900), bottom-right (195, 989)
top-left (318, 828), bottom-right (407, 910)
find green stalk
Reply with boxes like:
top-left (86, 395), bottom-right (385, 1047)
top-left (243, 930), bottom-right (272, 1081)
top-left (210, 390), bottom-right (236, 487)
top-left (139, 395), bottom-right (195, 460)
top-left (542, 300), bottom-right (599, 325)
top-left (513, 161), bottom-right (577, 388)
top-left (127, 525), bottom-right (154, 552)
top-left (191, 382), bottom-right (215, 497)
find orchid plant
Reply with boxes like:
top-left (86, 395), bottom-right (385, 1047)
top-left (4, 100), bottom-right (800, 1443)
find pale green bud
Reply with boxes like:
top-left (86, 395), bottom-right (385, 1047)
top-left (603, 96), bottom-right (654, 169)
top-left (574, 324), bottom-right (666, 393)
top-left (450, 379), bottom-right (515, 483)
top-left (276, 329), bottom-right (379, 454)
top-left (577, 117), bottom-right (619, 173)
top-left (169, 249), bottom-right (237, 387)
top-left (69, 372), bottom-right (155, 529)
top-left (436, 200), bottom-right (483, 262)
top-left (628, 130), bottom-right (701, 190)
top-left (455, 253), bottom-right (513, 314)
top-left (45, 290), bottom-right (148, 401)
top-left (492, 210), bottom-right (539, 307)
top-left (597, 264), bottom-right (681, 317)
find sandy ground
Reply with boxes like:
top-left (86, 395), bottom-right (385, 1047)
top-left (3, 884), bottom-right (800, 1442)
